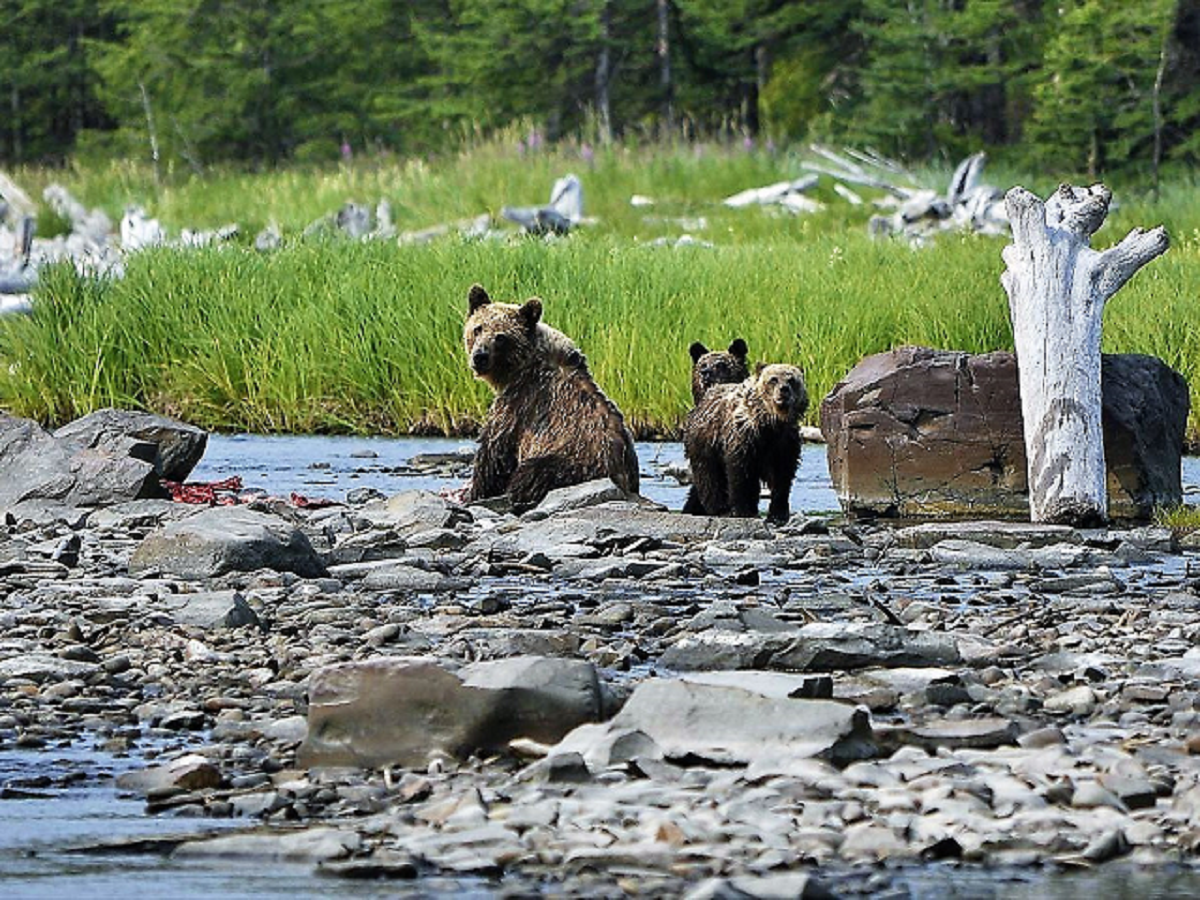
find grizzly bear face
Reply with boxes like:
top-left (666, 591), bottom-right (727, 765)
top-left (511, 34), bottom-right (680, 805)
top-left (464, 284), bottom-right (543, 389)
top-left (689, 338), bottom-right (749, 403)
top-left (754, 363), bottom-right (808, 422)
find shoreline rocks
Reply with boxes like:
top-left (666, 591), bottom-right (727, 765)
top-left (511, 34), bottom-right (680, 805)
top-left (1, 478), bottom-right (1199, 894)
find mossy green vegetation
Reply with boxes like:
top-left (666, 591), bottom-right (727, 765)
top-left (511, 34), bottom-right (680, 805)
top-left (3, 145), bottom-right (1200, 440)
top-left (1154, 504), bottom-right (1200, 536)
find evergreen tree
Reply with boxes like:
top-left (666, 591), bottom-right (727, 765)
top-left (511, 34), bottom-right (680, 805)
top-left (1029, 0), bottom-right (1175, 176)
top-left (0, 0), bottom-right (113, 164)
top-left (850, 0), bottom-right (1044, 159)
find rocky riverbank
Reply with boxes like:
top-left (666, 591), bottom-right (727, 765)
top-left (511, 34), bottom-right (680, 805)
top-left (2, 476), bottom-right (1200, 897)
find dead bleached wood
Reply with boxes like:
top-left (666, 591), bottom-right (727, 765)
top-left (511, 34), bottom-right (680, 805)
top-left (1001, 184), bottom-right (1169, 525)
top-left (808, 145), bottom-right (1009, 243)
top-left (0, 172), bottom-right (36, 218)
top-left (803, 146), bottom-right (914, 199)
top-left (503, 173), bottom-right (584, 235)
top-left (723, 175), bottom-right (819, 209)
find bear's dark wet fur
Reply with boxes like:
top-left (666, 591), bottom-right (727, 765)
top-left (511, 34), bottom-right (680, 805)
top-left (682, 363), bottom-right (808, 523)
top-left (462, 284), bottom-right (639, 510)
top-left (689, 338), bottom-right (750, 404)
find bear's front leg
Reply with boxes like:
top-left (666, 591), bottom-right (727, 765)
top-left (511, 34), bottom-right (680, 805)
top-left (765, 475), bottom-right (792, 524)
top-left (465, 423), bottom-right (517, 502)
top-left (764, 433), bottom-right (801, 524)
top-left (681, 486), bottom-right (706, 515)
top-left (726, 453), bottom-right (761, 519)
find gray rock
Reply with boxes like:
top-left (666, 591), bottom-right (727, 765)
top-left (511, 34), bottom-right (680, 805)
top-left (527, 478), bottom-right (631, 518)
top-left (0, 412), bottom-right (164, 509)
top-left (820, 347), bottom-right (1187, 519)
top-left (161, 590), bottom-right (262, 630)
top-left (173, 827), bottom-right (361, 861)
top-left (893, 521), bottom-right (1079, 550)
top-left (0, 653), bottom-right (99, 683)
top-left (875, 716), bottom-right (1019, 752)
top-left (129, 506), bottom-right (326, 579)
top-left (775, 622), bottom-right (963, 671)
top-left (359, 491), bottom-right (467, 537)
top-left (54, 408), bottom-right (207, 482)
top-left (298, 655), bottom-right (604, 769)
top-left (116, 754), bottom-right (222, 795)
top-left (663, 622), bottom-right (964, 673)
top-left (359, 563), bottom-right (460, 593)
top-left (564, 676), bottom-right (874, 767)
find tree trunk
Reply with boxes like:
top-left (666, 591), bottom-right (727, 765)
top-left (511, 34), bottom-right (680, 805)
top-left (139, 82), bottom-right (161, 186)
top-left (10, 84), bottom-right (20, 162)
top-left (656, 0), bottom-right (674, 139)
top-left (595, 0), bottom-right (613, 145)
top-left (1001, 184), bottom-right (1169, 525)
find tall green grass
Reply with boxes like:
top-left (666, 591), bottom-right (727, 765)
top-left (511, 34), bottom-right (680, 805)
top-left (4, 142), bottom-right (1199, 440)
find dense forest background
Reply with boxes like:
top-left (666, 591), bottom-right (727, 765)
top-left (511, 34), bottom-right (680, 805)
top-left (3, 0), bottom-right (1198, 178)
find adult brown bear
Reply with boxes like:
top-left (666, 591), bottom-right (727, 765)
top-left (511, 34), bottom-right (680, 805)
top-left (462, 285), bottom-right (639, 510)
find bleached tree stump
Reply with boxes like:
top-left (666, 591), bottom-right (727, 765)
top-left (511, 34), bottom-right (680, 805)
top-left (1001, 184), bottom-right (1169, 525)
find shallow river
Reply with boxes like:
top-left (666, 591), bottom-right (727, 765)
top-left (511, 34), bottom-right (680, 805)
top-left (187, 434), bottom-right (843, 513)
top-left (3, 434), bottom-right (1200, 898)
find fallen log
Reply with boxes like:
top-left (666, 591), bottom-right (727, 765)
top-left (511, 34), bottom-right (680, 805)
top-left (1001, 184), bottom-right (1170, 525)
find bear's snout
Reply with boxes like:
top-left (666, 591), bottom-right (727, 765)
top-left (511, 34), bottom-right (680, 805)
top-left (471, 348), bottom-right (491, 374)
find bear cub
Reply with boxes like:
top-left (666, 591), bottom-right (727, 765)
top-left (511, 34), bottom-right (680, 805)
top-left (689, 338), bottom-right (749, 403)
top-left (682, 363), bottom-right (808, 523)
top-left (462, 284), bottom-right (639, 510)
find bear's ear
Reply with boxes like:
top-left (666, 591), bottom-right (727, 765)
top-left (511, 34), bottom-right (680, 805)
top-left (754, 362), bottom-right (767, 376)
top-left (689, 342), bottom-right (709, 363)
top-left (519, 297), bottom-right (543, 330)
top-left (468, 284), bottom-right (491, 313)
top-left (728, 338), bottom-right (748, 359)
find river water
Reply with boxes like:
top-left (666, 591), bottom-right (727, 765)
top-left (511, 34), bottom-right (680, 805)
top-left (3, 434), bottom-right (1200, 897)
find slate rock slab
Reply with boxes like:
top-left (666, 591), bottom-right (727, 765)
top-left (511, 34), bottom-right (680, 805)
top-left (298, 655), bottom-right (605, 769)
top-left (129, 506), bottom-right (326, 579)
top-left (556, 675), bottom-right (875, 768)
top-left (0, 412), bottom-right (164, 508)
top-left (54, 408), bottom-right (208, 482)
top-left (662, 622), bottom-right (964, 673)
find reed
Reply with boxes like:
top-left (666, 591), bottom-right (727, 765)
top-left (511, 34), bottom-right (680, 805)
top-left (3, 143), bottom-right (1199, 440)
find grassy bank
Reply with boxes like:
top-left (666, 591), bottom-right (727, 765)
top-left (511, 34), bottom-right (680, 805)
top-left (3, 144), bottom-right (1200, 440)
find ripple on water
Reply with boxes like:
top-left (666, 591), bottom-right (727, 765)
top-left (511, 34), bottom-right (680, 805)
top-left (187, 434), bottom-right (842, 514)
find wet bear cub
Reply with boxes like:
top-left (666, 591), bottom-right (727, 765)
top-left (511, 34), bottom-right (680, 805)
top-left (689, 338), bottom-right (749, 403)
top-left (682, 363), bottom-right (808, 523)
top-left (462, 284), bottom-right (640, 510)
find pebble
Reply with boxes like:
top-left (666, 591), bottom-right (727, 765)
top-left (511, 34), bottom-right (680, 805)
top-left (2, 490), bottom-right (1199, 894)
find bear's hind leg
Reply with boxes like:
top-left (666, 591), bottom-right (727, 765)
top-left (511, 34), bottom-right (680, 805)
top-left (507, 455), bottom-right (584, 511)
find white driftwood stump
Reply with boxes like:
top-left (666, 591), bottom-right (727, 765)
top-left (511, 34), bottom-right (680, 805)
top-left (1001, 184), bottom-right (1169, 525)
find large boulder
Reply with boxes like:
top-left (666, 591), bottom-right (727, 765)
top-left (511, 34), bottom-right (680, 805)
top-left (298, 656), bottom-right (605, 769)
top-left (0, 412), bottom-right (165, 509)
top-left (129, 506), bottom-right (326, 579)
top-left (551, 674), bottom-right (875, 769)
top-left (54, 408), bottom-right (208, 482)
top-left (819, 347), bottom-right (1187, 519)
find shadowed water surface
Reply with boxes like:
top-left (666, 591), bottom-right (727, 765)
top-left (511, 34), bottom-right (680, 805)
top-left (189, 434), bottom-right (841, 513)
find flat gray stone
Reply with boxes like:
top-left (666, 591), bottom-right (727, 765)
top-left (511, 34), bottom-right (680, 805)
top-left (558, 676), bottom-right (874, 768)
top-left (129, 506), bottom-right (326, 579)
top-left (0, 653), bottom-right (99, 683)
top-left (298, 656), bottom-right (604, 769)
top-left (173, 827), bottom-right (361, 862)
top-left (54, 408), bottom-right (207, 482)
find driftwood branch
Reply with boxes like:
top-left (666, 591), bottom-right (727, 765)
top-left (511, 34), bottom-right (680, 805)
top-left (1001, 183), bottom-right (1169, 525)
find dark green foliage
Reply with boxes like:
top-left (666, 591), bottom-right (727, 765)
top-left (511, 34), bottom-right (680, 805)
top-left (1, 0), bottom-right (1198, 176)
